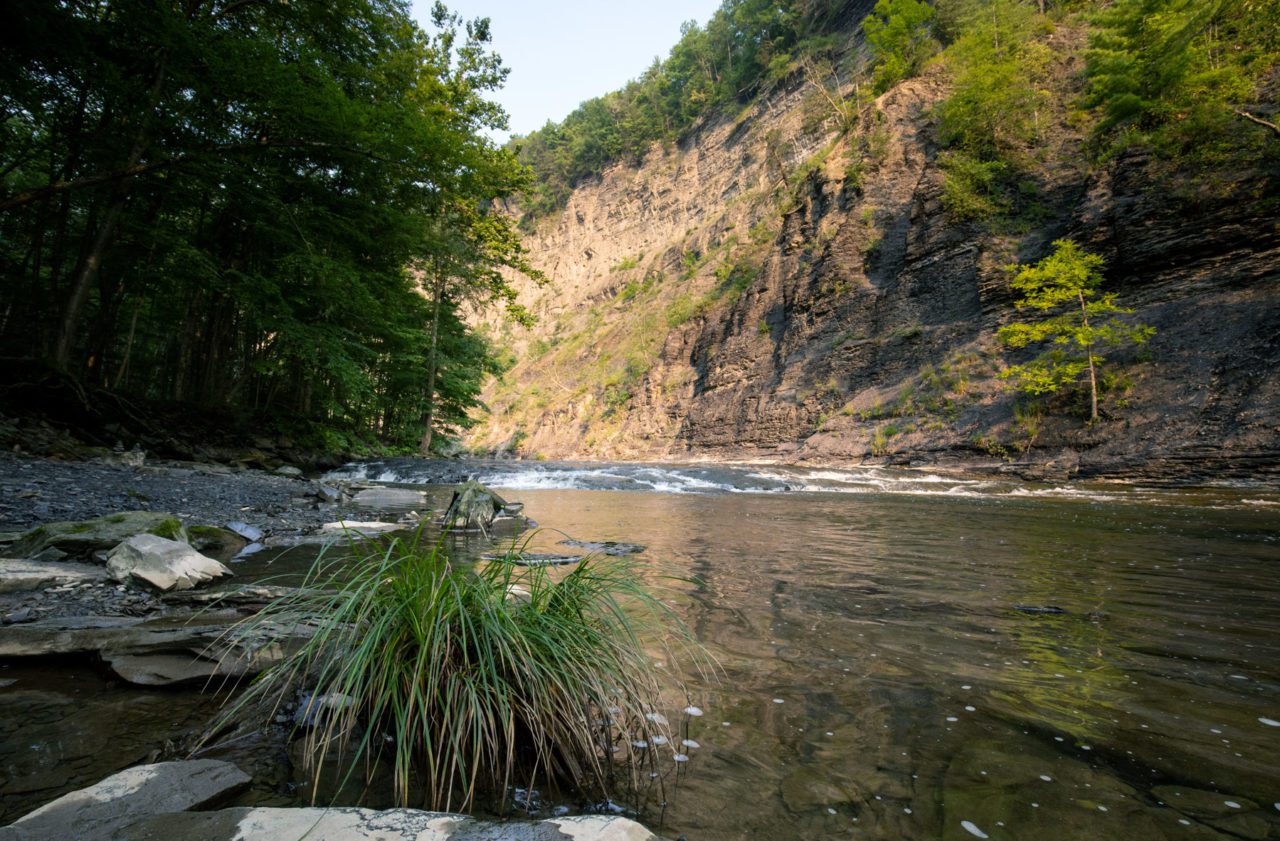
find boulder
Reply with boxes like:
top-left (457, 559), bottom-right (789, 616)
top-left (10, 511), bottom-right (187, 559)
top-left (276, 465), bottom-right (304, 478)
top-left (112, 807), bottom-right (663, 840)
top-left (186, 525), bottom-right (250, 561)
top-left (1, 760), bottom-right (250, 841)
top-left (107, 534), bottom-right (232, 591)
top-left (0, 558), bottom-right (109, 593)
top-left (441, 481), bottom-right (520, 532)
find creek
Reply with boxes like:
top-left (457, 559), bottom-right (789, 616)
top-left (3, 460), bottom-right (1279, 839)
top-left (321, 460), bottom-right (1280, 840)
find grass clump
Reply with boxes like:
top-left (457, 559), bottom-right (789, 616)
top-left (218, 531), bottom-right (693, 813)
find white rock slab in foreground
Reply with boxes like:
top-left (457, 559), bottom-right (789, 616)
top-left (115, 808), bottom-right (663, 840)
top-left (319, 520), bottom-right (406, 537)
top-left (107, 533), bottom-right (233, 591)
top-left (2, 759), bottom-right (250, 840)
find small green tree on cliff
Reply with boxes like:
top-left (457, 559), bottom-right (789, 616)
top-left (998, 240), bottom-right (1155, 422)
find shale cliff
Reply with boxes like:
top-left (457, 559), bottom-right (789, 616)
top-left (469, 27), bottom-right (1280, 483)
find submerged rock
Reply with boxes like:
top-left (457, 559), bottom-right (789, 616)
top-left (107, 534), bottom-right (233, 591)
top-left (559, 540), bottom-right (646, 556)
top-left (2, 759), bottom-right (250, 841)
top-left (482, 552), bottom-right (584, 567)
top-left (10, 511), bottom-right (187, 560)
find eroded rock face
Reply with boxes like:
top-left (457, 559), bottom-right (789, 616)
top-left (10, 511), bottom-right (187, 560)
top-left (442, 481), bottom-right (520, 532)
top-left (2, 760), bottom-right (250, 841)
top-left (107, 533), bottom-right (233, 591)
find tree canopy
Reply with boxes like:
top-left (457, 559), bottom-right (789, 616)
top-left (0, 0), bottom-right (539, 452)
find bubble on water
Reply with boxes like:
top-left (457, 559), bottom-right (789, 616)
top-left (946, 716), bottom-right (959, 722)
top-left (1040, 775), bottom-right (1052, 782)
top-left (1031, 803), bottom-right (1039, 808)
top-left (1210, 728), bottom-right (1222, 734)
top-left (1054, 736), bottom-right (1065, 742)
top-left (1258, 717), bottom-right (1280, 727)
top-left (773, 698), bottom-right (785, 704)
top-left (961, 685), bottom-right (972, 690)
top-left (1224, 801), bottom-right (1241, 809)
top-left (1098, 805), bottom-right (1108, 812)
top-left (673, 753), bottom-right (689, 762)
top-left (965, 705), bottom-right (976, 712)
top-left (904, 807), bottom-right (913, 815)
top-left (681, 739), bottom-right (700, 748)
top-left (1081, 745), bottom-right (1092, 750)
top-left (722, 721), bottom-right (731, 727)
top-left (644, 712), bottom-right (669, 725)
top-left (683, 706), bottom-right (703, 717)
top-left (826, 731), bottom-right (834, 736)
top-left (827, 808), bottom-right (837, 815)
top-left (1178, 819), bottom-right (1191, 826)
top-left (651, 735), bottom-right (668, 745)
top-left (631, 740), bottom-right (649, 749)
top-left (960, 820), bottom-right (990, 838)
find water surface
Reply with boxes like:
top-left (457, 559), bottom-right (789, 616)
top-left (327, 460), bottom-right (1280, 840)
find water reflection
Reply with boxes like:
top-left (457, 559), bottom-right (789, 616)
top-left (504, 487), bottom-right (1280, 840)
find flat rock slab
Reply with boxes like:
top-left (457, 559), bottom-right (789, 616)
top-left (0, 612), bottom-right (314, 686)
top-left (558, 541), bottom-right (646, 556)
top-left (0, 558), bottom-right (109, 593)
top-left (114, 807), bottom-right (662, 840)
top-left (1, 759), bottom-right (250, 841)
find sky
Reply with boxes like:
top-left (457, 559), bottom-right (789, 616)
top-left (410, 0), bottom-right (724, 141)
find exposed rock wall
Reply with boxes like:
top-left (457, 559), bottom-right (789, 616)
top-left (472, 40), bottom-right (1280, 482)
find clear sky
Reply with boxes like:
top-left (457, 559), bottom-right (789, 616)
top-left (411, 0), bottom-right (724, 140)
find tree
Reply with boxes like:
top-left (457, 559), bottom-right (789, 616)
top-left (997, 240), bottom-right (1155, 422)
top-left (862, 0), bottom-right (939, 93)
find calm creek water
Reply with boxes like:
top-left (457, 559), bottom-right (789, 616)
top-left (318, 460), bottom-right (1280, 840)
top-left (4, 460), bottom-right (1279, 839)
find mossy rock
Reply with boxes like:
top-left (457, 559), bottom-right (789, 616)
top-left (12, 511), bottom-right (188, 560)
top-left (187, 525), bottom-right (249, 562)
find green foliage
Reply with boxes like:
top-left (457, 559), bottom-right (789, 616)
top-left (0, 0), bottom-right (541, 452)
top-left (938, 151), bottom-right (1011, 220)
top-left (862, 0), bottom-right (941, 93)
top-left (514, 0), bottom-right (859, 218)
top-left (932, 0), bottom-right (1055, 224)
top-left (216, 530), bottom-right (694, 812)
top-left (1085, 0), bottom-right (1279, 163)
top-left (998, 240), bottom-right (1155, 420)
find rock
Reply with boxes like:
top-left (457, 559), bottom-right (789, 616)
top-left (559, 540), bottom-right (646, 556)
top-left (225, 521), bottom-right (265, 542)
top-left (293, 692), bottom-right (357, 726)
top-left (186, 525), bottom-right (250, 561)
top-left (112, 807), bottom-right (663, 840)
top-left (314, 484), bottom-right (342, 502)
top-left (107, 534), bottom-right (233, 591)
top-left (0, 558), bottom-right (109, 593)
top-left (441, 481), bottom-right (515, 532)
top-left (318, 520), bottom-right (405, 538)
top-left (10, 511), bottom-right (187, 559)
top-left (276, 465), bottom-right (304, 478)
top-left (482, 552), bottom-right (584, 567)
top-left (1, 759), bottom-right (250, 841)
top-left (161, 584), bottom-right (312, 608)
top-left (0, 612), bottom-right (314, 686)
top-left (1013, 605), bottom-right (1068, 615)
top-left (2, 607), bottom-right (34, 624)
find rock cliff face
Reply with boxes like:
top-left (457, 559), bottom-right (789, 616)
top-left (470, 32), bottom-right (1280, 482)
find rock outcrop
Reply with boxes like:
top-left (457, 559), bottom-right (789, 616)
top-left (10, 511), bottom-right (186, 560)
top-left (468, 26), bottom-right (1280, 483)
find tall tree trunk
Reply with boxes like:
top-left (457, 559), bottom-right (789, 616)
top-left (52, 54), bottom-right (168, 369)
top-left (418, 268), bottom-right (445, 456)
top-left (1079, 290), bottom-right (1098, 422)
